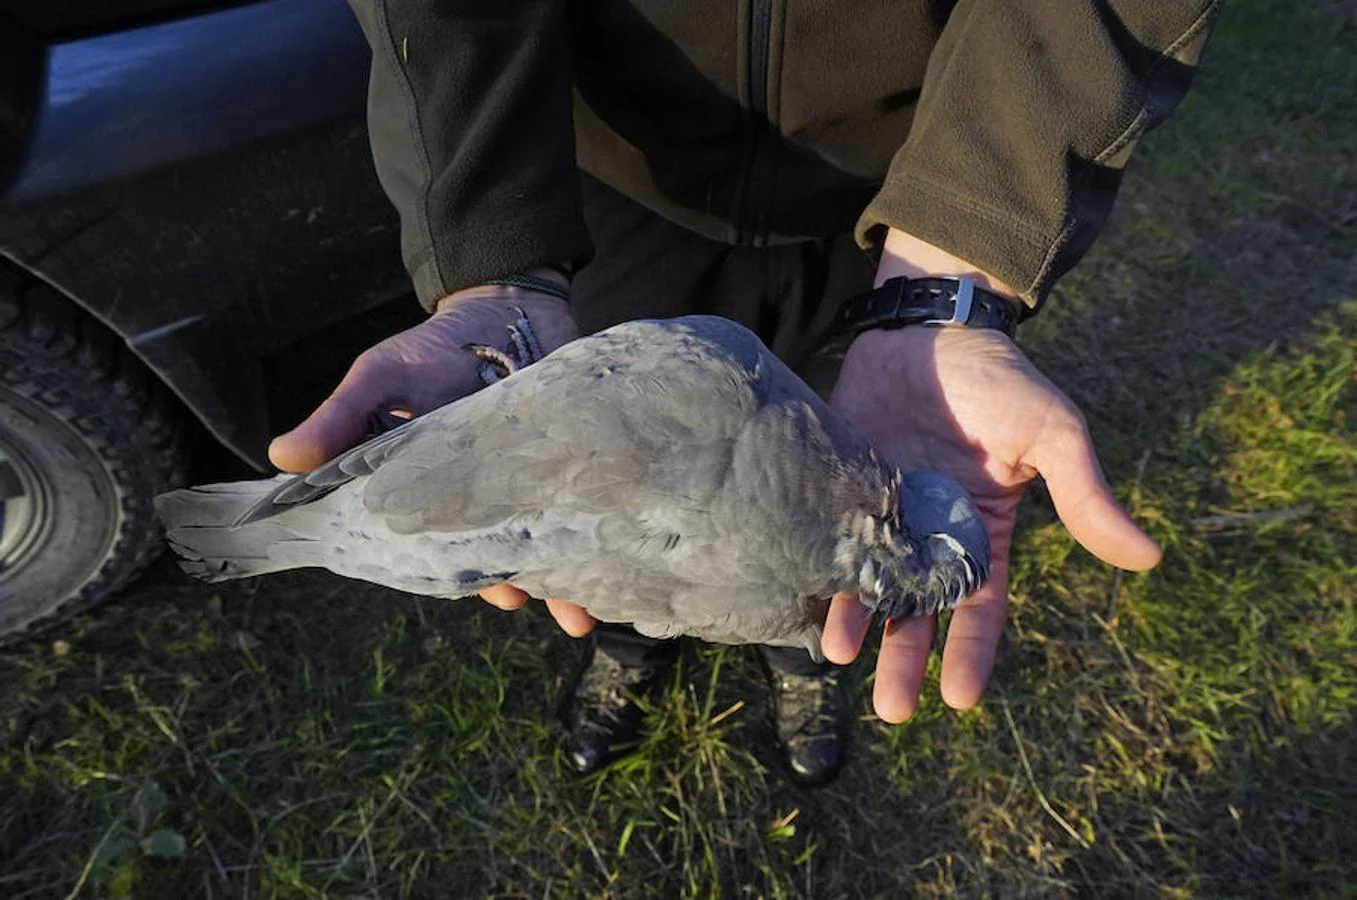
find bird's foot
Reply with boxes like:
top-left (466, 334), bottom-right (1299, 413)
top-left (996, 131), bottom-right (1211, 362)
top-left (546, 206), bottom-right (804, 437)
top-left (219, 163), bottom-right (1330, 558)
top-left (463, 342), bottom-right (520, 383)
top-left (465, 306), bottom-right (548, 385)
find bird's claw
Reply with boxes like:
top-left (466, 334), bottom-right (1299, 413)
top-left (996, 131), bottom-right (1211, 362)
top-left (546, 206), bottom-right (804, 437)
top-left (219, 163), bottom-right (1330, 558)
top-left (466, 309), bottom-right (548, 385)
top-left (464, 342), bottom-right (521, 383)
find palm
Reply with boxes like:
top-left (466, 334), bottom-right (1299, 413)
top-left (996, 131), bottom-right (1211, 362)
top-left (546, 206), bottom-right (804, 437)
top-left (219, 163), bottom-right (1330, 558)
top-left (824, 325), bottom-right (1161, 722)
top-left (269, 292), bottom-right (578, 472)
top-left (269, 290), bottom-right (597, 635)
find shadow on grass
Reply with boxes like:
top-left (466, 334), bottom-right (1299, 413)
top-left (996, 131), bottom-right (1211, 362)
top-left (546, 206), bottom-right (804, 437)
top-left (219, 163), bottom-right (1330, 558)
top-left (1, 566), bottom-right (973, 897)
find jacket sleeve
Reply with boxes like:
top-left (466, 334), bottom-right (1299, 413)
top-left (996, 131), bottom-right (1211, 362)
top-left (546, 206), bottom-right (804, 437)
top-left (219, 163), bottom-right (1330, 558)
top-left (348, 0), bottom-right (592, 310)
top-left (855, 1), bottom-right (1221, 308)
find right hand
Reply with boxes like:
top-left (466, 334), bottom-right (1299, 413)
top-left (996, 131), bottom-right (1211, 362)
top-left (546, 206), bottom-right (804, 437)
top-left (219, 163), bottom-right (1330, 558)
top-left (268, 286), bottom-right (598, 637)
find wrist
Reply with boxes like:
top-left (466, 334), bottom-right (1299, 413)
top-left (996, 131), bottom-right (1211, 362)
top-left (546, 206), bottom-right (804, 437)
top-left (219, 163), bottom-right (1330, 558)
top-left (435, 265), bottom-right (572, 315)
top-left (830, 273), bottom-right (1022, 343)
top-left (875, 228), bottom-right (1021, 302)
top-left (484, 264), bottom-right (571, 297)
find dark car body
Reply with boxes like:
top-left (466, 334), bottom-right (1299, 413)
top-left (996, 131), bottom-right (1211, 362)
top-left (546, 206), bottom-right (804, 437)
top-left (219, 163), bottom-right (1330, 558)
top-left (0, 0), bottom-right (407, 468)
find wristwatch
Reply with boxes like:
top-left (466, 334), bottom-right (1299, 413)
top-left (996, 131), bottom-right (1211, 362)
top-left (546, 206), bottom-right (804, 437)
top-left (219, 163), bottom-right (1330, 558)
top-left (829, 276), bottom-right (1024, 342)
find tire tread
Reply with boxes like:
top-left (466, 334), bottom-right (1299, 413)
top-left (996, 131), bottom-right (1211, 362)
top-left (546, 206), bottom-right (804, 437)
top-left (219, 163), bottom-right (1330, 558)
top-left (0, 280), bottom-right (189, 643)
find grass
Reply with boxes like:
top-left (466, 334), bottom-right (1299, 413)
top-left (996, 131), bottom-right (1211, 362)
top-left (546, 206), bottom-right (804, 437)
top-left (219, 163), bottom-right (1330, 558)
top-left (2, 0), bottom-right (1355, 896)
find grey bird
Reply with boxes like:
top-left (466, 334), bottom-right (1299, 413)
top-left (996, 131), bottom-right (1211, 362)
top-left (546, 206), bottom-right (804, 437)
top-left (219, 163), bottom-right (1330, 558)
top-left (156, 315), bottom-right (990, 659)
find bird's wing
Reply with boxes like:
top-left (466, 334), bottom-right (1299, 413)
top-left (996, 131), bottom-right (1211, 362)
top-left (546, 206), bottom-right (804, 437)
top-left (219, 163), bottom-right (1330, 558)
top-left (231, 414), bottom-right (421, 526)
top-left (238, 317), bottom-right (789, 535)
top-left (364, 316), bottom-right (780, 534)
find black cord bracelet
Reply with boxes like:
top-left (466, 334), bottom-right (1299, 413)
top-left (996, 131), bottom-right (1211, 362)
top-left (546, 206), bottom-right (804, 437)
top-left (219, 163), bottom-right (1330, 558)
top-left (484, 273), bottom-right (571, 302)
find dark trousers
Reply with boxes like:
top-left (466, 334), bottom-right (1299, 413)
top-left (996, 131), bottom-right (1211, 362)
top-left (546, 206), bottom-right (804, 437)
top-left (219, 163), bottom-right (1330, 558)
top-left (569, 175), bottom-right (876, 677)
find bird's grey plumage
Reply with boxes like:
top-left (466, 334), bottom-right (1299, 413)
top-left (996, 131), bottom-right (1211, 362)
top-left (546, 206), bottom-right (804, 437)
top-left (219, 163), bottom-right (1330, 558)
top-left (157, 316), bottom-right (990, 658)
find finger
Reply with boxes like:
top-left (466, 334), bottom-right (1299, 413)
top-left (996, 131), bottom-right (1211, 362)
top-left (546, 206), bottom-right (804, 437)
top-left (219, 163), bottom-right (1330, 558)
top-left (479, 584), bottom-right (530, 611)
top-left (268, 370), bottom-right (393, 473)
top-left (1029, 422), bottom-right (1162, 571)
top-left (821, 592), bottom-right (871, 664)
top-left (938, 563), bottom-right (1009, 709)
top-left (545, 598), bottom-right (597, 637)
top-left (872, 614), bottom-right (936, 724)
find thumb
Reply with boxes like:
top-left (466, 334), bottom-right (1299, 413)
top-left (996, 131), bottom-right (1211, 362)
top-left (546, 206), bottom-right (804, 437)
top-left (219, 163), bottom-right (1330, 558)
top-left (1030, 421), bottom-right (1162, 571)
top-left (268, 366), bottom-right (393, 473)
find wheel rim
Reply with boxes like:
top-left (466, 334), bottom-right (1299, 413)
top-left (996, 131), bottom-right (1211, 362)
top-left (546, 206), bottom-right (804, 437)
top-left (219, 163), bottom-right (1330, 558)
top-left (0, 424), bottom-right (53, 581)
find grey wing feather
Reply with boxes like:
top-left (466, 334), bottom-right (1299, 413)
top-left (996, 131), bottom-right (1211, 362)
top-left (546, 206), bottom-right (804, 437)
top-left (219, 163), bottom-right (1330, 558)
top-left (362, 317), bottom-right (777, 532)
top-left (232, 415), bottom-right (423, 526)
top-left (236, 317), bottom-right (805, 543)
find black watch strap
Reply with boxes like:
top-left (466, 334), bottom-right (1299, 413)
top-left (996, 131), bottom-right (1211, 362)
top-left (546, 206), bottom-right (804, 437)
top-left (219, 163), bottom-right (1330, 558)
top-left (832, 276), bottom-right (1022, 340)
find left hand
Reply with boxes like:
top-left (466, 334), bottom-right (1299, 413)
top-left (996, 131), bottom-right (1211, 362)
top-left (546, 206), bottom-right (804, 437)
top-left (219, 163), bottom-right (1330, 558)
top-left (818, 230), bottom-right (1162, 723)
top-left (267, 283), bottom-right (599, 638)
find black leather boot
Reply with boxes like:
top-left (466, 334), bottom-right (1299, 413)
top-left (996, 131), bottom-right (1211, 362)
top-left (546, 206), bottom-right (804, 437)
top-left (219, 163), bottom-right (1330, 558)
top-left (768, 666), bottom-right (849, 785)
top-left (561, 648), bottom-right (670, 774)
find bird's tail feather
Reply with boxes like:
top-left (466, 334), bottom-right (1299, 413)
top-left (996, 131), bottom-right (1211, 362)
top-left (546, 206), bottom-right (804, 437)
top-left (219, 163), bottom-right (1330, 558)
top-left (155, 477), bottom-right (317, 582)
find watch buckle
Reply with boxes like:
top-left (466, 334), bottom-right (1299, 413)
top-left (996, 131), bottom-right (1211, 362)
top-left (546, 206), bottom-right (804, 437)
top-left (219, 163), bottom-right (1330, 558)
top-left (923, 277), bottom-right (975, 327)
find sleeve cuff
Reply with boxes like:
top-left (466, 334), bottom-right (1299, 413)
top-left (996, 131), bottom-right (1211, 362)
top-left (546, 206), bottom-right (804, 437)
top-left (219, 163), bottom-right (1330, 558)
top-left (407, 204), bottom-right (593, 312)
top-left (855, 172), bottom-right (1062, 310)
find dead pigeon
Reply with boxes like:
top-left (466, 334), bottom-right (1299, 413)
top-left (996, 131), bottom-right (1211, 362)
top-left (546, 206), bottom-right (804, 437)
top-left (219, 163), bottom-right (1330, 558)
top-left (156, 315), bottom-right (989, 658)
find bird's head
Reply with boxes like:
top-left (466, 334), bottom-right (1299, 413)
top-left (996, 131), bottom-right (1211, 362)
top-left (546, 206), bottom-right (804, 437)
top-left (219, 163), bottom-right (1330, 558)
top-left (835, 469), bottom-right (991, 621)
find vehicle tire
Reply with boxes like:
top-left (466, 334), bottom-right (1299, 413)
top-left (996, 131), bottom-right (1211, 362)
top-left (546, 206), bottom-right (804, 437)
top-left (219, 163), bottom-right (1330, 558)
top-left (0, 281), bottom-right (188, 642)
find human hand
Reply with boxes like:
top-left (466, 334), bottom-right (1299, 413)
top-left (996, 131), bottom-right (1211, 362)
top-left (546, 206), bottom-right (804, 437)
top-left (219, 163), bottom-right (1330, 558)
top-left (821, 324), bottom-right (1161, 722)
top-left (268, 284), bottom-right (598, 637)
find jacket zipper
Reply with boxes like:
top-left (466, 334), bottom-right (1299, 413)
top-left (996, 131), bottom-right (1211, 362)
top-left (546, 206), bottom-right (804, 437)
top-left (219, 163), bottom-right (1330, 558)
top-left (737, 0), bottom-right (774, 245)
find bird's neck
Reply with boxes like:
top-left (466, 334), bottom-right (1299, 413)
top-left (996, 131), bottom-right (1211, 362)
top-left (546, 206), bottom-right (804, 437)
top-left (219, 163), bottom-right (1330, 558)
top-left (829, 462), bottom-right (909, 604)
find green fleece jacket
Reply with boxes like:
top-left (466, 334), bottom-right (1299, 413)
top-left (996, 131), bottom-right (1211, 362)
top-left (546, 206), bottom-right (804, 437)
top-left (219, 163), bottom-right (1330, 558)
top-left (347, 0), bottom-right (1219, 310)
